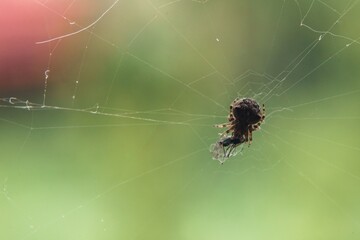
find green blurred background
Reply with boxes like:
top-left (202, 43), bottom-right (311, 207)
top-left (1, 0), bottom-right (360, 239)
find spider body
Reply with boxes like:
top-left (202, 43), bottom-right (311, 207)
top-left (211, 98), bottom-right (265, 162)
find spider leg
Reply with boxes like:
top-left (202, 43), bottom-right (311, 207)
top-left (228, 104), bottom-right (235, 121)
top-left (261, 104), bottom-right (266, 121)
top-left (219, 125), bottom-right (234, 137)
top-left (242, 131), bottom-right (248, 144)
top-left (214, 123), bottom-right (230, 128)
top-left (251, 123), bottom-right (261, 131)
top-left (228, 113), bottom-right (235, 122)
top-left (248, 130), bottom-right (253, 146)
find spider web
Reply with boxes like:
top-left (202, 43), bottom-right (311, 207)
top-left (1, 0), bottom-right (360, 239)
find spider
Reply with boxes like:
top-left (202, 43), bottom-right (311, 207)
top-left (210, 98), bottom-right (265, 162)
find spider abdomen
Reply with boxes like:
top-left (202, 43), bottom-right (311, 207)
top-left (232, 98), bottom-right (262, 124)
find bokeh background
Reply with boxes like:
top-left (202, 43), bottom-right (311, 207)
top-left (1, 0), bottom-right (360, 239)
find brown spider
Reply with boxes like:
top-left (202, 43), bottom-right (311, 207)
top-left (211, 98), bottom-right (265, 162)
